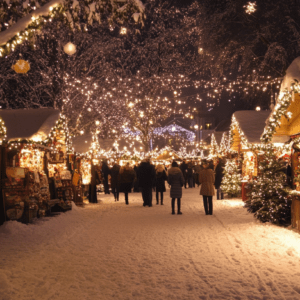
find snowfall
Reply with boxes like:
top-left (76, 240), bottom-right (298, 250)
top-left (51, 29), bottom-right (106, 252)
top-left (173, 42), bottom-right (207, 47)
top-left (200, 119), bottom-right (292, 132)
top-left (1, 188), bottom-right (300, 300)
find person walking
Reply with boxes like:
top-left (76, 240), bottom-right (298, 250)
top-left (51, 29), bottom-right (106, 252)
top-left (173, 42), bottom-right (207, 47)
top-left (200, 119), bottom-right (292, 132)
top-left (168, 161), bottom-right (184, 215)
top-left (155, 164), bottom-right (168, 205)
top-left (187, 161), bottom-right (194, 188)
top-left (119, 163), bottom-right (136, 205)
top-left (111, 160), bottom-right (121, 201)
top-left (88, 164), bottom-right (100, 203)
top-left (138, 158), bottom-right (156, 207)
top-left (215, 159), bottom-right (225, 200)
top-left (199, 160), bottom-right (215, 215)
top-left (180, 160), bottom-right (188, 188)
top-left (101, 159), bottom-right (111, 194)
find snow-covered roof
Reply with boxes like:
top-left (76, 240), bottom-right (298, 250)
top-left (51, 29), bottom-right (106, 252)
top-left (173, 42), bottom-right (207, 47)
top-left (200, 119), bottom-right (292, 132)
top-left (212, 132), bottom-right (224, 145)
top-left (72, 134), bottom-right (94, 154)
top-left (280, 57), bottom-right (300, 95)
top-left (0, 0), bottom-right (63, 46)
top-left (0, 108), bottom-right (60, 142)
top-left (233, 110), bottom-right (270, 143)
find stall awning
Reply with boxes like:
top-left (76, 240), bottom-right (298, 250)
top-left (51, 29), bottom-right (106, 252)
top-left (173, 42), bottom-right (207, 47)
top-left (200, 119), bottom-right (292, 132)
top-left (0, 108), bottom-right (61, 142)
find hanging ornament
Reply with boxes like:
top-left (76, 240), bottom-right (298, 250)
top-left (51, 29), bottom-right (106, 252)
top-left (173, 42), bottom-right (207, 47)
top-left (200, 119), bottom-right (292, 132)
top-left (11, 59), bottom-right (30, 74)
top-left (63, 42), bottom-right (76, 55)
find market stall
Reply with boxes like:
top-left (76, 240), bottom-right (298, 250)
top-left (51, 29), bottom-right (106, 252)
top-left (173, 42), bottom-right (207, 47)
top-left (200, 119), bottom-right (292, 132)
top-left (72, 133), bottom-right (102, 203)
top-left (260, 57), bottom-right (300, 230)
top-left (0, 108), bottom-right (66, 224)
top-left (229, 110), bottom-right (271, 200)
top-left (44, 114), bottom-right (73, 211)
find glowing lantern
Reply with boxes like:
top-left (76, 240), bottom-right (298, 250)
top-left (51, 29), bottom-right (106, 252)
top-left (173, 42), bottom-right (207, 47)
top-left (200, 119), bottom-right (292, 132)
top-left (256, 106), bottom-right (261, 111)
top-left (64, 42), bottom-right (76, 55)
top-left (120, 27), bottom-right (127, 35)
top-left (12, 59), bottom-right (30, 74)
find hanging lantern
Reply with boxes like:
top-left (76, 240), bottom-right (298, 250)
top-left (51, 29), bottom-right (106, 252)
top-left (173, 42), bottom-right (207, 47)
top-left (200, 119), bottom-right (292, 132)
top-left (64, 42), bottom-right (76, 55)
top-left (11, 59), bottom-right (30, 74)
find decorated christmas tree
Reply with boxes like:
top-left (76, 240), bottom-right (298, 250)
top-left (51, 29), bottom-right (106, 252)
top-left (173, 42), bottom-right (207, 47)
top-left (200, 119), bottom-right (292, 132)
top-left (209, 134), bottom-right (219, 157)
top-left (244, 145), bottom-right (292, 225)
top-left (221, 159), bottom-right (241, 197)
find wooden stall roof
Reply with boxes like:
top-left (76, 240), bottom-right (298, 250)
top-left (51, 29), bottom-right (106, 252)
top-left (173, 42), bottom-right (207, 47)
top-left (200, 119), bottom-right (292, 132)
top-left (0, 108), bottom-right (60, 142)
top-left (272, 92), bottom-right (300, 140)
top-left (266, 57), bottom-right (300, 143)
top-left (231, 110), bottom-right (270, 150)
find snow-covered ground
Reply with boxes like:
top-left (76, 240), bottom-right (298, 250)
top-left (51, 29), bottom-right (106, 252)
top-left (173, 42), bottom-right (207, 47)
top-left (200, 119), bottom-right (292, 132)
top-left (1, 187), bottom-right (300, 300)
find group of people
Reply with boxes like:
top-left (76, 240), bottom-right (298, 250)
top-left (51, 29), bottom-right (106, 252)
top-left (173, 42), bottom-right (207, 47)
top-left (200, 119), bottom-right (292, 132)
top-left (94, 157), bottom-right (225, 216)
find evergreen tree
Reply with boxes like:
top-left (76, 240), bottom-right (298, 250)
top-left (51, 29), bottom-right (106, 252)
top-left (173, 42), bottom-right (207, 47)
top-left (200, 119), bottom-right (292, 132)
top-left (209, 133), bottom-right (218, 157)
top-left (244, 145), bottom-right (292, 225)
top-left (221, 158), bottom-right (241, 197)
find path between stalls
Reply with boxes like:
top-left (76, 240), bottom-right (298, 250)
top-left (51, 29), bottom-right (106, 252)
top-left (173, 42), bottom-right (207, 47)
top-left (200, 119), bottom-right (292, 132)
top-left (1, 188), bottom-right (300, 300)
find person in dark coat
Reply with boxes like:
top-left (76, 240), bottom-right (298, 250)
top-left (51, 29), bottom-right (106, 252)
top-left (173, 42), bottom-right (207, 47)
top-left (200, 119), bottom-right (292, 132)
top-left (186, 161), bottom-right (194, 188)
top-left (101, 159), bottom-right (111, 194)
top-left (214, 159), bottom-right (225, 200)
top-left (111, 160), bottom-right (121, 201)
top-left (155, 164), bottom-right (168, 205)
top-left (199, 160), bottom-right (215, 215)
top-left (133, 164), bottom-right (140, 192)
top-left (89, 164), bottom-right (100, 203)
top-left (180, 160), bottom-right (188, 188)
top-left (138, 158), bottom-right (156, 207)
top-left (119, 163), bottom-right (136, 205)
top-left (168, 161), bottom-right (184, 215)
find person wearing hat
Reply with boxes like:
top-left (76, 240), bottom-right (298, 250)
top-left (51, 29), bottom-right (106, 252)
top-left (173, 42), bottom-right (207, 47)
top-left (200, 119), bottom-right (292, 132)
top-left (199, 160), bottom-right (215, 215)
top-left (168, 161), bottom-right (184, 215)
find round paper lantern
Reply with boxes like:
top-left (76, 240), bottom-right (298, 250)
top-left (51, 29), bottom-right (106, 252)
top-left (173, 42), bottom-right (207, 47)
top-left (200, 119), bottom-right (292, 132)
top-left (64, 42), bottom-right (76, 55)
top-left (11, 59), bottom-right (30, 74)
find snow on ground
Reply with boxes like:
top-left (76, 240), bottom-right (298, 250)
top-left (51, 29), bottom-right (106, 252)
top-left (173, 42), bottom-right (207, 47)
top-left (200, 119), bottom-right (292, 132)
top-left (1, 188), bottom-right (300, 300)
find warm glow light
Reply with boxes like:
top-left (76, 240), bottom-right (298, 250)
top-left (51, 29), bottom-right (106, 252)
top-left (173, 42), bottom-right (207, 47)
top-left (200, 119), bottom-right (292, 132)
top-left (64, 42), bottom-right (76, 55)
top-left (256, 106), bottom-right (261, 111)
top-left (120, 27), bottom-right (127, 35)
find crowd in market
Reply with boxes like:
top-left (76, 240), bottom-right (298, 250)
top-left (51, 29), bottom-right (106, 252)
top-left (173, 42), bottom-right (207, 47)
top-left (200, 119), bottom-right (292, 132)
top-left (90, 158), bottom-right (226, 215)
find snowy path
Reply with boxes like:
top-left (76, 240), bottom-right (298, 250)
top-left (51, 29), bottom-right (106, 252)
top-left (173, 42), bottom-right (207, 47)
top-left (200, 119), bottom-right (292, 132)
top-left (1, 188), bottom-right (300, 300)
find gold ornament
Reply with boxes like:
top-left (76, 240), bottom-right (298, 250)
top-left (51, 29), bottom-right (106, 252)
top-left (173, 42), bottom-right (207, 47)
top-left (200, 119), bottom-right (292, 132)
top-left (12, 59), bottom-right (30, 74)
